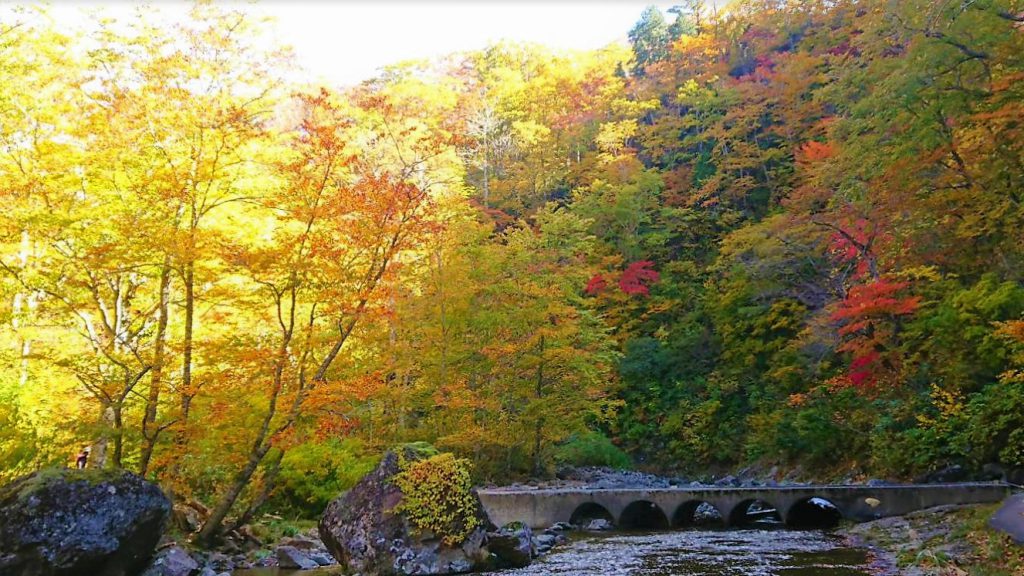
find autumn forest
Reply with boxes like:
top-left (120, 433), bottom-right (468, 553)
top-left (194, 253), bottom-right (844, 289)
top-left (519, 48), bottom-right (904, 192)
top-left (2, 0), bottom-right (1023, 538)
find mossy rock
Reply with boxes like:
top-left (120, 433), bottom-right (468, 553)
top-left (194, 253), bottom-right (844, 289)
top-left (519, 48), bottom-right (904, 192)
top-left (319, 446), bottom-right (495, 575)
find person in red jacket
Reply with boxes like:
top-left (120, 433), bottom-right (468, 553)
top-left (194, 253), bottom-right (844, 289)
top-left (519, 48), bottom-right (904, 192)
top-left (75, 446), bottom-right (90, 469)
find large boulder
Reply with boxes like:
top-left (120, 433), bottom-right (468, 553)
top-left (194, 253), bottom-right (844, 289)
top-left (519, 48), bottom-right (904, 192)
top-left (0, 468), bottom-right (171, 576)
top-left (487, 522), bottom-right (533, 568)
top-left (319, 447), bottom-right (493, 575)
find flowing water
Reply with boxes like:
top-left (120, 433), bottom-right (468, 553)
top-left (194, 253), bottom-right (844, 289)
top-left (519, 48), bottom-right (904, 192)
top-left (495, 530), bottom-right (875, 575)
top-left (236, 529), bottom-right (878, 576)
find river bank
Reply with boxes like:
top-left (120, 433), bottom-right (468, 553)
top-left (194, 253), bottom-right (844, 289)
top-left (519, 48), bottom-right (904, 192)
top-left (839, 503), bottom-right (1024, 575)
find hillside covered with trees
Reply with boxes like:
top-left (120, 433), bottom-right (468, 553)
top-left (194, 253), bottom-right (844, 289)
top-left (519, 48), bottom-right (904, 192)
top-left (2, 0), bottom-right (1023, 533)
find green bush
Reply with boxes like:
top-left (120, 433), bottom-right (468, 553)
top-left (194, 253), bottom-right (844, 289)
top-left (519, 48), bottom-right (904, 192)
top-left (961, 375), bottom-right (1024, 468)
top-left (746, 388), bottom-right (875, 471)
top-left (553, 431), bottom-right (632, 469)
top-left (272, 438), bottom-right (378, 517)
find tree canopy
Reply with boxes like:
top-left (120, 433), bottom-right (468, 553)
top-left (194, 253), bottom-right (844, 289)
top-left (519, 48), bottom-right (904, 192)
top-left (2, 0), bottom-right (1023, 537)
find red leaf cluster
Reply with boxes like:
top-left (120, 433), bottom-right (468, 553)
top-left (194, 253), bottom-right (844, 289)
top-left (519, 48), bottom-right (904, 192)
top-left (585, 274), bottom-right (607, 295)
top-left (618, 261), bottom-right (660, 296)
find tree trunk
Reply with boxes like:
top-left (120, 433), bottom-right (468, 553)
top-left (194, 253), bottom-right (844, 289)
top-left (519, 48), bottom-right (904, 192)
top-left (532, 335), bottom-right (546, 477)
top-left (181, 258), bottom-right (195, 428)
top-left (196, 326), bottom-right (294, 545)
top-left (197, 442), bottom-right (271, 544)
top-left (111, 402), bottom-right (123, 469)
top-left (91, 403), bottom-right (114, 469)
top-left (13, 229), bottom-right (35, 386)
top-left (170, 256), bottom-right (196, 485)
top-left (227, 448), bottom-right (284, 533)
top-left (139, 260), bottom-right (172, 477)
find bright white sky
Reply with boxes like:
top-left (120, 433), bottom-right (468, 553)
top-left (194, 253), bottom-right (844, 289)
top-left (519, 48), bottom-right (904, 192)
top-left (257, 1), bottom-right (680, 85)
top-left (31, 1), bottom-right (683, 86)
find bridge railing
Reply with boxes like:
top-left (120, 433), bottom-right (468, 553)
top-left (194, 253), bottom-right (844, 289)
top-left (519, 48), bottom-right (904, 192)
top-left (477, 482), bottom-right (1011, 530)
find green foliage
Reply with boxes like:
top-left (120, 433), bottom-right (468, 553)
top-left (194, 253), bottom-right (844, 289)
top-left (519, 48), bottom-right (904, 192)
top-left (746, 389), bottom-right (874, 471)
top-left (629, 6), bottom-right (671, 74)
top-left (250, 519), bottom-right (317, 544)
top-left (553, 431), bottom-right (632, 470)
top-left (961, 375), bottom-right (1024, 468)
top-left (393, 453), bottom-right (481, 546)
top-left (0, 391), bottom-right (42, 484)
top-left (273, 439), bottom-right (378, 518)
top-left (397, 442), bottom-right (440, 460)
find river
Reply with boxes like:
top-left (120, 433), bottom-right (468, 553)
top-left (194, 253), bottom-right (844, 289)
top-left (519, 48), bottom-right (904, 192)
top-left (237, 528), bottom-right (879, 576)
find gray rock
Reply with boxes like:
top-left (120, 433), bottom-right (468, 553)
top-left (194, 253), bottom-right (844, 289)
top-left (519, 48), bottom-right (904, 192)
top-left (488, 522), bottom-right (533, 568)
top-left (0, 468), bottom-right (171, 576)
top-left (546, 467), bottom-right (672, 490)
top-left (280, 535), bottom-right (320, 551)
top-left (231, 554), bottom-right (251, 569)
top-left (714, 475), bottom-right (739, 487)
top-left (989, 494), bottom-right (1024, 544)
top-left (533, 534), bottom-right (556, 548)
top-left (585, 518), bottom-right (613, 531)
top-left (142, 546), bottom-right (199, 576)
top-left (204, 551), bottom-right (233, 571)
top-left (276, 545), bottom-right (319, 569)
top-left (548, 522), bottom-right (574, 532)
top-left (446, 557), bottom-right (473, 573)
top-left (198, 568), bottom-right (218, 576)
top-left (309, 552), bottom-right (336, 566)
top-left (693, 502), bottom-right (723, 524)
top-left (916, 465), bottom-right (967, 484)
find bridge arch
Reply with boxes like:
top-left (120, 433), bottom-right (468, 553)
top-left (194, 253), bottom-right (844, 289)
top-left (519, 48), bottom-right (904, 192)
top-left (619, 500), bottom-right (670, 530)
top-left (729, 498), bottom-right (783, 528)
top-left (570, 502), bottom-right (615, 528)
top-left (786, 497), bottom-right (843, 529)
top-left (672, 500), bottom-right (725, 528)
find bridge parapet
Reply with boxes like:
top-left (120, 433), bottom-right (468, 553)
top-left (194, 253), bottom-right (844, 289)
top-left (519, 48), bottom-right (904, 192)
top-left (477, 483), bottom-right (1010, 529)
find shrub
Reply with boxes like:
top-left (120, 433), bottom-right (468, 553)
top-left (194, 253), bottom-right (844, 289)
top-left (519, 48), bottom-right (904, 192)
top-left (273, 438), bottom-right (378, 517)
top-left (393, 452), bottom-right (481, 546)
top-left (961, 374), bottom-right (1024, 468)
top-left (553, 431), bottom-right (632, 469)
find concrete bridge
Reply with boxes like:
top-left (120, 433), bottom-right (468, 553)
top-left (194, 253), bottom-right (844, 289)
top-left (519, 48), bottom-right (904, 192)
top-left (478, 483), bottom-right (1011, 530)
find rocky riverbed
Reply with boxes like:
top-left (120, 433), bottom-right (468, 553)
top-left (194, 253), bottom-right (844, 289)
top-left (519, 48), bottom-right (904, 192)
top-left (838, 502), bottom-right (1024, 575)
